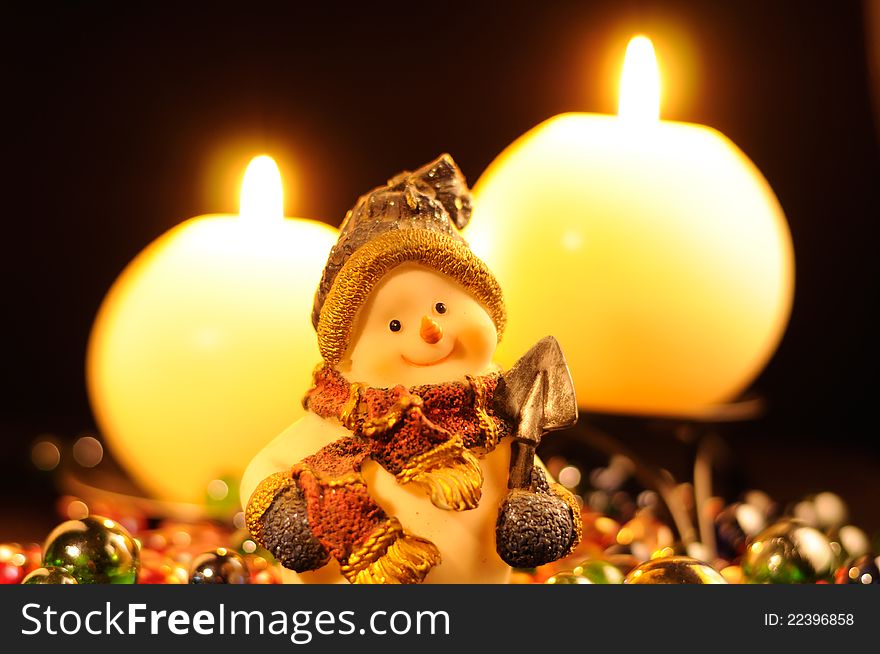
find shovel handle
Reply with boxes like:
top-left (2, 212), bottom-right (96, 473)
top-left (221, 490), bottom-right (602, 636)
top-left (508, 441), bottom-right (537, 489)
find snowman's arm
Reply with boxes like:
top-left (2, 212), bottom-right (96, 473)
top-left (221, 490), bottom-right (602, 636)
top-left (239, 414), bottom-right (328, 512)
top-left (246, 433), bottom-right (441, 583)
top-left (240, 451), bottom-right (286, 516)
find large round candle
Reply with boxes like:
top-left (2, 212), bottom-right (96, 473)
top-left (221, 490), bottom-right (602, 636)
top-left (87, 156), bottom-right (337, 503)
top-left (467, 36), bottom-right (795, 417)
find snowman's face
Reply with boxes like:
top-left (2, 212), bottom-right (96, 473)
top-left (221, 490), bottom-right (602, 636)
top-left (341, 263), bottom-right (498, 387)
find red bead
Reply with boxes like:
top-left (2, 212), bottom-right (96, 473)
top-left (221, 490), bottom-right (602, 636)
top-left (0, 545), bottom-right (27, 585)
top-left (0, 561), bottom-right (25, 585)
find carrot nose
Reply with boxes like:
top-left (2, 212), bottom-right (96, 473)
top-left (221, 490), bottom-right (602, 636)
top-left (420, 315), bottom-right (443, 344)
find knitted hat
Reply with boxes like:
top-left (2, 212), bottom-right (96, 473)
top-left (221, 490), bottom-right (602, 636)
top-left (312, 154), bottom-right (506, 365)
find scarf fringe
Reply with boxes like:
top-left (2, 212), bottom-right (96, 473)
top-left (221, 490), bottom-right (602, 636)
top-left (396, 437), bottom-right (483, 511)
top-left (341, 518), bottom-right (441, 584)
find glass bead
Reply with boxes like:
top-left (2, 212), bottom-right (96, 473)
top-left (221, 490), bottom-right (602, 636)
top-left (0, 544), bottom-right (28, 585)
top-left (624, 556), bottom-right (727, 584)
top-left (22, 566), bottom-right (78, 584)
top-left (546, 571), bottom-right (593, 584)
top-left (43, 516), bottom-right (139, 584)
top-left (742, 519), bottom-right (835, 584)
top-left (189, 548), bottom-right (250, 584)
top-left (572, 559), bottom-right (624, 584)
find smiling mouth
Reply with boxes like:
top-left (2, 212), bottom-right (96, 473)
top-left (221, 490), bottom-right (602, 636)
top-left (401, 347), bottom-right (455, 367)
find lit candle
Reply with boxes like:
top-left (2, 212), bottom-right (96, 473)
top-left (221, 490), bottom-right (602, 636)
top-left (467, 36), bottom-right (795, 417)
top-left (87, 156), bottom-right (338, 503)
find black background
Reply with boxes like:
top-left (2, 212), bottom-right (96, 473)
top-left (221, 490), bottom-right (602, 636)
top-left (2, 1), bottom-right (879, 539)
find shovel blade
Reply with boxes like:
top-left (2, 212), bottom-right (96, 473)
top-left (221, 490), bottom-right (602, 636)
top-left (495, 335), bottom-right (578, 433)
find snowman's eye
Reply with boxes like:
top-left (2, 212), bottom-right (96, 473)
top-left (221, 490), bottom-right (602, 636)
top-left (434, 302), bottom-right (447, 315)
top-left (389, 319), bottom-right (402, 332)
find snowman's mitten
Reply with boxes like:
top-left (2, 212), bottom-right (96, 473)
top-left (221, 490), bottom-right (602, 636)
top-left (246, 437), bottom-right (440, 583)
top-left (495, 467), bottom-right (582, 568)
top-left (245, 470), bottom-right (329, 573)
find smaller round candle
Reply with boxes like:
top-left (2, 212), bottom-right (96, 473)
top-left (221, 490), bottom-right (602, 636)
top-left (87, 156), bottom-right (337, 503)
top-left (468, 36), bottom-right (795, 417)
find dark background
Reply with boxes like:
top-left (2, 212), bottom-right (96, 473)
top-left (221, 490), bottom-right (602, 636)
top-left (2, 1), bottom-right (879, 539)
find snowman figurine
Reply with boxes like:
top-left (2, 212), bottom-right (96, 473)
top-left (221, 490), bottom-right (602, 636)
top-left (241, 154), bottom-right (580, 584)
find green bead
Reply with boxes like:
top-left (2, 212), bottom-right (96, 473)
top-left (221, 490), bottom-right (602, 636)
top-left (743, 519), bottom-right (835, 584)
top-left (22, 567), bottom-right (78, 585)
top-left (545, 571), bottom-right (593, 584)
top-left (572, 559), bottom-right (624, 584)
top-left (43, 516), bottom-right (139, 584)
top-left (625, 556), bottom-right (727, 584)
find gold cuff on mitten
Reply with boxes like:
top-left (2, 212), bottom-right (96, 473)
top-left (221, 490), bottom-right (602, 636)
top-left (550, 482), bottom-right (583, 556)
top-left (245, 470), bottom-right (294, 546)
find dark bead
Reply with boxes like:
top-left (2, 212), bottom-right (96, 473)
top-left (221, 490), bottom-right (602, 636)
top-left (189, 548), bottom-right (250, 584)
top-left (716, 506), bottom-right (746, 560)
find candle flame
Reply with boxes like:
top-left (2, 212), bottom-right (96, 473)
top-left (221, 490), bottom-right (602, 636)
top-left (618, 35), bottom-right (660, 122)
top-left (240, 155), bottom-right (284, 221)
